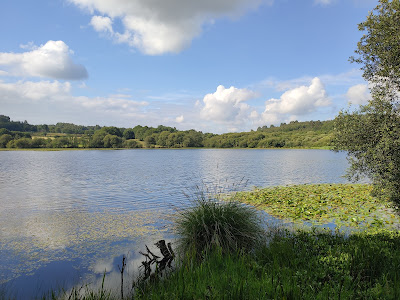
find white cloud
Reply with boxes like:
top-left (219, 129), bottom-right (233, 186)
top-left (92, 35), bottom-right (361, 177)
top-left (0, 41), bottom-right (88, 80)
top-left (90, 15), bottom-right (113, 33)
top-left (346, 84), bottom-right (371, 105)
top-left (0, 80), bottom-right (150, 125)
top-left (258, 69), bottom-right (364, 92)
top-left (200, 85), bottom-right (257, 123)
top-left (0, 80), bottom-right (71, 101)
top-left (261, 77), bottom-right (331, 124)
top-left (175, 115), bottom-right (184, 123)
top-left (70, 0), bottom-right (268, 55)
top-left (314, 0), bottom-right (334, 5)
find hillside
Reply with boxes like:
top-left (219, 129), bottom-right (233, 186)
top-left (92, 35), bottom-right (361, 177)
top-left (0, 114), bottom-right (334, 149)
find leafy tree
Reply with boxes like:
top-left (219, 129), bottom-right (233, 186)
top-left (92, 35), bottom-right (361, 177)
top-left (182, 130), bottom-right (203, 148)
top-left (0, 134), bottom-right (13, 148)
top-left (0, 128), bottom-right (10, 135)
top-left (31, 138), bottom-right (49, 148)
top-left (36, 124), bottom-right (49, 133)
top-left (14, 138), bottom-right (33, 148)
top-left (103, 134), bottom-right (122, 148)
top-left (133, 125), bottom-right (149, 140)
top-left (124, 139), bottom-right (141, 148)
top-left (0, 115), bottom-right (11, 123)
top-left (0, 115), bottom-right (36, 131)
top-left (334, 0), bottom-right (400, 203)
top-left (156, 131), bottom-right (171, 147)
top-left (101, 126), bottom-right (123, 137)
top-left (89, 130), bottom-right (107, 148)
top-left (51, 137), bottom-right (72, 148)
top-left (123, 128), bottom-right (135, 140)
top-left (144, 134), bottom-right (157, 147)
top-left (351, 0), bottom-right (400, 90)
top-left (334, 89), bottom-right (400, 202)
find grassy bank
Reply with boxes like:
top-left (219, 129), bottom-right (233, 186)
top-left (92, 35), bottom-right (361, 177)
top-left (132, 184), bottom-right (400, 299)
top-left (133, 229), bottom-right (400, 299)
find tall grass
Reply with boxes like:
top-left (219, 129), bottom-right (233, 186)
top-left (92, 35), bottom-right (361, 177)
top-left (173, 190), bottom-right (264, 258)
top-left (134, 228), bottom-right (400, 299)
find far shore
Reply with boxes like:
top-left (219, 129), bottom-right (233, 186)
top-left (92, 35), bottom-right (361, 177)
top-left (0, 146), bottom-right (334, 151)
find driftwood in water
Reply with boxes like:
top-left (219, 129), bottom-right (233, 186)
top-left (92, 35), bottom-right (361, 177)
top-left (155, 240), bottom-right (175, 271)
top-left (138, 240), bottom-right (174, 282)
top-left (118, 255), bottom-right (126, 300)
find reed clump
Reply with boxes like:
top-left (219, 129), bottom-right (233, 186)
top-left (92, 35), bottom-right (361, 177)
top-left (174, 192), bottom-right (264, 258)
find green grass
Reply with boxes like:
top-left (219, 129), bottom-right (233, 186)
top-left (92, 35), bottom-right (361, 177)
top-left (173, 193), bottom-right (264, 258)
top-left (134, 228), bottom-right (400, 299)
top-left (134, 184), bottom-right (400, 299)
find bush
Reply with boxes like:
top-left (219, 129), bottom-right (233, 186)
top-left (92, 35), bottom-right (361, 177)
top-left (174, 193), bottom-right (264, 258)
top-left (14, 137), bottom-right (33, 148)
top-left (103, 134), bottom-right (122, 148)
top-left (31, 137), bottom-right (49, 148)
top-left (0, 134), bottom-right (13, 148)
top-left (123, 139), bottom-right (142, 148)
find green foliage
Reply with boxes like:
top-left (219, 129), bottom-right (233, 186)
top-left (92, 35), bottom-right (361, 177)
top-left (144, 134), bottom-right (157, 147)
top-left (235, 184), bottom-right (400, 230)
top-left (174, 193), bottom-right (264, 258)
top-left (123, 139), bottom-right (142, 148)
top-left (13, 137), bottom-right (33, 148)
top-left (122, 128), bottom-right (135, 139)
top-left (135, 229), bottom-right (400, 299)
top-left (182, 130), bottom-right (203, 147)
top-left (0, 134), bottom-right (12, 148)
top-left (0, 128), bottom-right (10, 136)
top-left (351, 0), bottom-right (400, 89)
top-left (103, 134), bottom-right (122, 148)
top-left (0, 114), bottom-right (335, 149)
top-left (100, 126), bottom-right (123, 137)
top-left (0, 115), bottom-right (36, 132)
top-left (50, 122), bottom-right (97, 134)
top-left (335, 0), bottom-right (400, 204)
top-left (334, 91), bottom-right (400, 203)
top-left (89, 130), bottom-right (107, 148)
top-left (133, 125), bottom-right (177, 141)
top-left (31, 137), bottom-right (49, 148)
top-left (51, 137), bottom-right (77, 148)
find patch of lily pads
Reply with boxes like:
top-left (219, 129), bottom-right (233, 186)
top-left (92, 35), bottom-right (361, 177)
top-left (234, 184), bottom-right (400, 232)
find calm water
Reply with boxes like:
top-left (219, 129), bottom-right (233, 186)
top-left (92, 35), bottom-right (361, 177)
top-left (0, 149), bottom-right (349, 298)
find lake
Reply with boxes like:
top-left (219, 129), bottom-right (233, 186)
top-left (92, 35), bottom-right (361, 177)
top-left (0, 149), bottom-right (350, 298)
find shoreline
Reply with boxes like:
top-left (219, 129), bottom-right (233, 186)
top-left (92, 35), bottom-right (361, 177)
top-left (0, 146), bottom-right (334, 151)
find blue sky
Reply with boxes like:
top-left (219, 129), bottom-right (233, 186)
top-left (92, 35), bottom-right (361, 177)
top-left (0, 0), bottom-right (377, 133)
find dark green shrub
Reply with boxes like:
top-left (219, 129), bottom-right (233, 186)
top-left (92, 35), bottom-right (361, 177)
top-left (174, 194), bottom-right (264, 258)
top-left (103, 134), bottom-right (122, 148)
top-left (14, 137), bottom-right (33, 148)
top-left (0, 134), bottom-right (13, 148)
top-left (123, 139), bottom-right (141, 148)
top-left (123, 128), bottom-right (135, 139)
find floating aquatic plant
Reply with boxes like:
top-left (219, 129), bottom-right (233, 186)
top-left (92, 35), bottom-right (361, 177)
top-left (234, 184), bottom-right (400, 231)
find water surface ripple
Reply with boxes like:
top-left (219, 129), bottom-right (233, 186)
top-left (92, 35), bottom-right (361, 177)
top-left (0, 149), bottom-right (350, 297)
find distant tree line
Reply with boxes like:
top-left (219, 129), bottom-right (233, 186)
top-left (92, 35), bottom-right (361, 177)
top-left (0, 114), bottom-right (334, 149)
